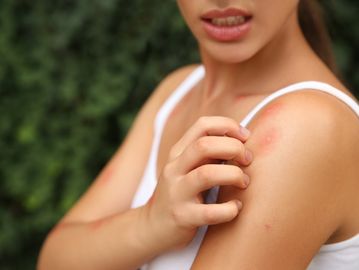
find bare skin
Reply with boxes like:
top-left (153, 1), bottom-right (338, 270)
top-left (191, 91), bottom-right (359, 269)
top-left (156, 0), bottom-right (359, 268)
top-left (38, 0), bottom-right (359, 269)
top-left (37, 66), bottom-right (253, 270)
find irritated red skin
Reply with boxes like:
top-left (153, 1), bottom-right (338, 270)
top-left (252, 102), bottom-right (284, 155)
top-left (89, 219), bottom-right (106, 230)
top-left (147, 193), bottom-right (156, 210)
top-left (235, 94), bottom-right (251, 102)
top-left (260, 102), bottom-right (284, 119)
top-left (97, 161), bottom-right (116, 185)
top-left (264, 223), bottom-right (272, 231)
top-left (89, 214), bottom-right (117, 231)
top-left (49, 215), bottom-right (117, 236)
top-left (147, 194), bottom-right (154, 205)
top-left (257, 126), bottom-right (281, 155)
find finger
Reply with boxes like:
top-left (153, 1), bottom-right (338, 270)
top-left (187, 200), bottom-right (242, 227)
top-left (169, 116), bottom-right (250, 160)
top-left (180, 164), bottom-right (249, 198)
top-left (176, 136), bottom-right (253, 174)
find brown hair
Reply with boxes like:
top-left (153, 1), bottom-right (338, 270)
top-left (298, 0), bottom-right (337, 73)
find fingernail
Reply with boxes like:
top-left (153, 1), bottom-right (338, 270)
top-left (235, 200), bottom-right (243, 210)
top-left (245, 149), bottom-right (253, 163)
top-left (239, 126), bottom-right (251, 138)
top-left (243, 174), bottom-right (250, 187)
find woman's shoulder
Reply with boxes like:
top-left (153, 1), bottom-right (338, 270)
top-left (249, 85), bottom-right (359, 150)
top-left (240, 85), bottom-right (359, 246)
top-left (246, 84), bottom-right (359, 185)
top-left (195, 84), bottom-right (358, 269)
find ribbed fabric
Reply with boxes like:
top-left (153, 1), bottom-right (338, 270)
top-left (131, 65), bottom-right (359, 270)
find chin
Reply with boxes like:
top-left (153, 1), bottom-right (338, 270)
top-left (200, 41), bottom-right (259, 64)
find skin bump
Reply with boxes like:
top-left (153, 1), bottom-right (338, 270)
top-left (235, 94), bottom-right (249, 102)
top-left (256, 126), bottom-right (281, 155)
top-left (89, 215), bottom-right (116, 231)
top-left (264, 223), bottom-right (272, 231)
top-left (251, 102), bottom-right (284, 155)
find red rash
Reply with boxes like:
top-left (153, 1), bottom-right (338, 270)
top-left (234, 93), bottom-right (263, 103)
top-left (147, 193), bottom-right (156, 210)
top-left (257, 126), bottom-right (280, 154)
top-left (260, 102), bottom-right (284, 120)
top-left (89, 215), bottom-right (116, 231)
top-left (235, 95), bottom-right (248, 102)
top-left (50, 216), bottom-right (117, 234)
top-left (98, 162), bottom-right (116, 185)
top-left (89, 219), bottom-right (106, 230)
top-left (148, 194), bottom-right (154, 205)
top-left (254, 102), bottom-right (284, 155)
top-left (264, 223), bottom-right (272, 231)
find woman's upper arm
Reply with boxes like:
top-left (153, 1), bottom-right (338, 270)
top-left (191, 91), bottom-right (359, 269)
top-left (60, 65), bottom-right (199, 224)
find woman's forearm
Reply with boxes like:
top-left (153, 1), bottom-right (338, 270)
top-left (37, 206), bottom-right (163, 270)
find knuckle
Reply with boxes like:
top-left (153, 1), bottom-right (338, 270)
top-left (171, 207), bottom-right (181, 223)
top-left (196, 166), bottom-right (212, 187)
top-left (168, 146), bottom-right (179, 160)
top-left (162, 163), bottom-right (173, 180)
top-left (194, 137), bottom-right (210, 154)
top-left (171, 206), bottom-right (186, 227)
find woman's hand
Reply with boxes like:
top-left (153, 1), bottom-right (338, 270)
top-left (142, 116), bottom-right (253, 251)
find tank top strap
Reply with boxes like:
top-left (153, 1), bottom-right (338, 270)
top-left (240, 81), bottom-right (359, 128)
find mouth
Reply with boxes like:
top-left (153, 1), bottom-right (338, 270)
top-left (204, 15), bottom-right (250, 27)
top-left (200, 8), bottom-right (253, 42)
top-left (201, 7), bottom-right (252, 27)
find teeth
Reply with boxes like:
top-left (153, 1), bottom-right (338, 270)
top-left (211, 16), bottom-right (246, 26)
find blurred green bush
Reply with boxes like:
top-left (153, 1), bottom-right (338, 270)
top-left (0, 0), bottom-right (357, 269)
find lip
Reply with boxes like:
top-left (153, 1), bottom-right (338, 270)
top-left (201, 7), bottom-right (252, 19)
top-left (200, 8), bottom-right (253, 42)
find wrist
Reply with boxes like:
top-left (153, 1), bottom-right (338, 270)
top-left (134, 205), bottom-right (170, 256)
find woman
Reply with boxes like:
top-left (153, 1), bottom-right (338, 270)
top-left (37, 0), bottom-right (359, 269)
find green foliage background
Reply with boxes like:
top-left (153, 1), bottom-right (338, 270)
top-left (0, 1), bottom-right (358, 269)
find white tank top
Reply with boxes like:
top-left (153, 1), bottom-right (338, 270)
top-left (131, 66), bottom-right (359, 270)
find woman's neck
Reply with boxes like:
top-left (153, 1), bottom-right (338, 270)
top-left (199, 13), bottom-right (321, 103)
